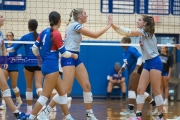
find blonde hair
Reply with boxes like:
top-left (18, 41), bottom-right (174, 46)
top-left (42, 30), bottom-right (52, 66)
top-left (67, 8), bottom-right (84, 25)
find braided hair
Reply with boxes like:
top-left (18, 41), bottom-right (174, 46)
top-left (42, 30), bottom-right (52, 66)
top-left (49, 11), bottom-right (61, 44)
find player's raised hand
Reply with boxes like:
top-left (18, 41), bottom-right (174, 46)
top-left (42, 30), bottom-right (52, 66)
top-left (107, 14), bottom-right (112, 26)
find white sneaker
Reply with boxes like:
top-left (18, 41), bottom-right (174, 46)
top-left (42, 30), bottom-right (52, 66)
top-left (0, 104), bottom-right (6, 110)
top-left (67, 97), bottom-right (72, 109)
top-left (120, 109), bottom-right (135, 116)
top-left (87, 113), bottom-right (98, 120)
top-left (16, 100), bottom-right (22, 109)
top-left (49, 112), bottom-right (56, 119)
top-left (51, 106), bottom-right (57, 112)
top-left (163, 99), bottom-right (168, 106)
top-left (151, 107), bottom-right (158, 116)
top-left (37, 109), bottom-right (50, 120)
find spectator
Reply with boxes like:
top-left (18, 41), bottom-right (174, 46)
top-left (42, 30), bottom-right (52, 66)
top-left (107, 62), bottom-right (126, 100)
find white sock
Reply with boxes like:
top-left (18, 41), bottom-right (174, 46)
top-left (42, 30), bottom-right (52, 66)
top-left (46, 105), bottom-right (52, 112)
top-left (65, 114), bottom-right (72, 119)
top-left (86, 109), bottom-right (93, 114)
top-left (13, 109), bottom-right (19, 113)
top-left (27, 105), bottom-right (32, 111)
top-left (29, 114), bottom-right (36, 119)
top-left (2, 99), bottom-right (6, 105)
top-left (136, 111), bottom-right (141, 113)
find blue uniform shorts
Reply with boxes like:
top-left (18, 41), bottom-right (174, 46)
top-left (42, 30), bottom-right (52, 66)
top-left (144, 56), bottom-right (163, 72)
top-left (162, 72), bottom-right (168, 76)
top-left (61, 51), bottom-right (82, 67)
top-left (41, 59), bottom-right (58, 76)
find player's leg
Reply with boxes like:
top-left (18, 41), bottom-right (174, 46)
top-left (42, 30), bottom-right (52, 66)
top-left (24, 66), bottom-right (34, 114)
top-left (0, 68), bottom-right (28, 119)
top-left (9, 71), bottom-right (22, 109)
top-left (0, 69), bottom-right (9, 110)
top-left (75, 63), bottom-right (97, 120)
top-left (150, 69), bottom-right (164, 119)
top-left (120, 73), bottom-right (139, 116)
top-left (162, 75), bottom-right (169, 105)
top-left (107, 81), bottom-right (114, 100)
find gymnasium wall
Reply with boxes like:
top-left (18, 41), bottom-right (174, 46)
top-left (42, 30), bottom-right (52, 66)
top-left (8, 44), bottom-right (129, 98)
top-left (1, 0), bottom-right (180, 42)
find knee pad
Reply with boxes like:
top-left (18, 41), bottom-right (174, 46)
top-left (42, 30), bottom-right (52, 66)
top-left (144, 92), bottom-right (149, 99)
top-left (128, 91), bottom-right (136, 99)
top-left (36, 88), bottom-right (43, 95)
top-left (37, 95), bottom-right (48, 106)
top-left (83, 92), bottom-right (93, 103)
top-left (52, 89), bottom-right (57, 94)
top-left (136, 94), bottom-right (145, 104)
top-left (155, 94), bottom-right (163, 106)
top-left (2, 89), bottom-right (11, 97)
top-left (26, 92), bottom-right (33, 100)
top-left (53, 94), bottom-right (67, 104)
top-left (12, 87), bottom-right (19, 94)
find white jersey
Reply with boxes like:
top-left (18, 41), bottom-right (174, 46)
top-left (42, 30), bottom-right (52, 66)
top-left (64, 21), bottom-right (83, 52)
top-left (139, 29), bottom-right (159, 60)
top-left (0, 31), bottom-right (4, 56)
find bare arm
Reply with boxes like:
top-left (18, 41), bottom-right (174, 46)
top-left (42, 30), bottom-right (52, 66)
top-left (79, 15), bottom-right (112, 38)
top-left (112, 23), bottom-right (143, 36)
top-left (2, 42), bottom-right (7, 56)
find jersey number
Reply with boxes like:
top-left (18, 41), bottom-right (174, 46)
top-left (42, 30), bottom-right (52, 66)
top-left (42, 34), bottom-right (47, 45)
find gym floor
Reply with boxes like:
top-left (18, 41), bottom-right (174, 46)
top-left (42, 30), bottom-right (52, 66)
top-left (1, 99), bottom-right (180, 120)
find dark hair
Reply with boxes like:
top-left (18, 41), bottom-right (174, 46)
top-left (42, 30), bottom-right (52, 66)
top-left (49, 11), bottom-right (61, 44)
top-left (141, 15), bottom-right (155, 38)
top-left (121, 37), bottom-right (131, 43)
top-left (165, 47), bottom-right (170, 56)
top-left (28, 19), bottom-right (38, 41)
top-left (67, 8), bottom-right (83, 25)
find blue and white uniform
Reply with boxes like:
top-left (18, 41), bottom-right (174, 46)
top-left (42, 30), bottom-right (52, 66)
top-left (34, 28), bottom-right (65, 75)
top-left (0, 31), bottom-right (4, 68)
top-left (123, 46), bottom-right (143, 76)
top-left (61, 21), bottom-right (83, 67)
top-left (139, 29), bottom-right (162, 71)
top-left (5, 43), bottom-right (21, 71)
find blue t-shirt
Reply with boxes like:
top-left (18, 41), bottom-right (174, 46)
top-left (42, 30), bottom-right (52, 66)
top-left (12, 32), bottom-right (38, 66)
top-left (110, 69), bottom-right (125, 80)
top-left (5, 44), bottom-right (21, 70)
top-left (123, 46), bottom-right (142, 75)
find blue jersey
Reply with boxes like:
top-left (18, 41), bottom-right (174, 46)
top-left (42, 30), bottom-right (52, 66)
top-left (12, 32), bottom-right (38, 66)
top-left (5, 44), bottom-right (21, 70)
top-left (123, 46), bottom-right (142, 75)
top-left (35, 28), bottom-right (64, 61)
top-left (110, 69), bottom-right (125, 80)
top-left (34, 28), bottom-right (64, 75)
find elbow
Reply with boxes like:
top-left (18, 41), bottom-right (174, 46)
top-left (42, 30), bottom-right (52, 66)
top-left (62, 51), bottom-right (72, 58)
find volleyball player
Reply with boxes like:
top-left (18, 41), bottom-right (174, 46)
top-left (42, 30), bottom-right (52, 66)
top-left (117, 37), bottom-right (157, 116)
top-left (112, 15), bottom-right (164, 120)
top-left (7, 19), bottom-right (44, 114)
top-left (28, 11), bottom-right (77, 120)
top-left (0, 12), bottom-right (28, 119)
top-left (159, 46), bottom-right (172, 105)
top-left (37, 8), bottom-right (112, 120)
top-left (0, 32), bottom-right (22, 110)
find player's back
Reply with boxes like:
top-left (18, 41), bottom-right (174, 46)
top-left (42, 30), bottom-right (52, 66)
top-left (38, 28), bottom-right (59, 60)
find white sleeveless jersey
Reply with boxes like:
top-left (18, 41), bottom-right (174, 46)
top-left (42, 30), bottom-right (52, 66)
top-left (0, 31), bottom-right (4, 56)
top-left (139, 29), bottom-right (159, 60)
top-left (64, 21), bottom-right (83, 52)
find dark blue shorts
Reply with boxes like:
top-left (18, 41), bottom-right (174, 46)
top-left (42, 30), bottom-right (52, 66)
top-left (41, 59), bottom-right (58, 76)
top-left (162, 72), bottom-right (168, 76)
top-left (144, 56), bottom-right (163, 72)
top-left (61, 51), bottom-right (82, 67)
